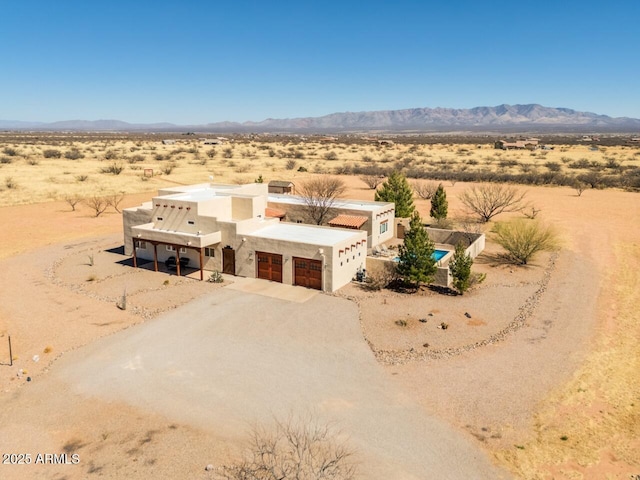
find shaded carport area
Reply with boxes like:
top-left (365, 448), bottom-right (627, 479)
top-left (53, 288), bottom-right (508, 479)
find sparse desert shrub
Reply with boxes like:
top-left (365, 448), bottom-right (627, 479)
top-left (285, 159), bottom-right (297, 170)
top-left (64, 148), bottom-right (84, 160)
top-left (104, 149), bottom-right (119, 160)
top-left (43, 149), bottom-right (62, 158)
top-left (206, 148), bottom-right (216, 159)
top-left (2, 147), bottom-right (18, 156)
top-left (493, 219), bottom-right (560, 265)
top-left (545, 161), bottom-right (561, 172)
top-left (154, 153), bottom-right (165, 161)
top-left (26, 157), bottom-right (40, 165)
top-left (100, 162), bottom-right (124, 175)
top-left (297, 166), bottom-right (308, 172)
top-left (223, 147), bottom-right (234, 158)
top-left (128, 154), bottom-right (145, 164)
top-left (5, 176), bottom-right (17, 189)
top-left (161, 163), bottom-right (176, 175)
top-left (75, 174), bottom-right (89, 182)
top-left (234, 163), bottom-right (250, 173)
top-left (395, 319), bottom-right (408, 327)
top-left (324, 151), bottom-right (338, 160)
top-left (0, 156), bottom-right (13, 164)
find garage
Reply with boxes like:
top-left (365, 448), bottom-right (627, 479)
top-left (293, 257), bottom-right (322, 290)
top-left (256, 251), bottom-right (283, 283)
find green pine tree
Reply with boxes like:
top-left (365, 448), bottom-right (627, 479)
top-left (430, 183), bottom-right (448, 221)
top-left (396, 212), bottom-right (436, 288)
top-left (375, 171), bottom-right (415, 218)
top-left (449, 241), bottom-right (473, 294)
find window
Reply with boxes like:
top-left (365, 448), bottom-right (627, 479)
top-left (157, 216), bottom-right (163, 221)
top-left (135, 240), bottom-right (146, 249)
top-left (166, 245), bottom-right (175, 252)
top-left (187, 220), bottom-right (195, 225)
top-left (204, 247), bottom-right (215, 257)
top-left (179, 247), bottom-right (187, 254)
top-left (380, 220), bottom-right (388, 234)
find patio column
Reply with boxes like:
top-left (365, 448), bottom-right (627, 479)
top-left (132, 241), bottom-right (137, 268)
top-left (153, 243), bottom-right (158, 272)
top-left (199, 247), bottom-right (204, 281)
top-left (176, 246), bottom-right (181, 277)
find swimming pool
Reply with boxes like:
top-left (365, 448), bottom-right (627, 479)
top-left (393, 249), bottom-right (449, 262)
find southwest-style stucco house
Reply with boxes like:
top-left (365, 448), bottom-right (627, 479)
top-left (123, 182), bottom-right (395, 292)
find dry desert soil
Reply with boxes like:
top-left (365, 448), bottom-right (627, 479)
top-left (0, 135), bottom-right (638, 479)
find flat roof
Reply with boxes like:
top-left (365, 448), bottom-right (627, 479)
top-left (249, 222), bottom-right (363, 246)
top-left (268, 194), bottom-right (393, 212)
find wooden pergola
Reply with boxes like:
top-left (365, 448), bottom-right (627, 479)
top-left (132, 238), bottom-right (206, 280)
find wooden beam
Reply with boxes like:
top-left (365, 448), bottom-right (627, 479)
top-left (176, 246), bottom-right (181, 277)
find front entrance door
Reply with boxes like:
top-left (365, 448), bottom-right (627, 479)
top-left (222, 246), bottom-right (235, 275)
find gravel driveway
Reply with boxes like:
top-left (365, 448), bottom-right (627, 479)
top-left (55, 287), bottom-right (509, 479)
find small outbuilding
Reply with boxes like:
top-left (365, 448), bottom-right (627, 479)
top-left (268, 180), bottom-right (295, 195)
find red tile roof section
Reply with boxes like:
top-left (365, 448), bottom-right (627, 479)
top-left (328, 214), bottom-right (368, 229)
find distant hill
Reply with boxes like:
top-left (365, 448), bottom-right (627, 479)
top-left (2, 104), bottom-right (639, 133)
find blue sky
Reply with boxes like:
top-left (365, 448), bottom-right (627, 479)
top-left (1, 0), bottom-right (639, 123)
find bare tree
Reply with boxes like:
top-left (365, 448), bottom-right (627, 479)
top-left (215, 415), bottom-right (356, 480)
top-left (64, 194), bottom-right (83, 211)
top-left (359, 174), bottom-right (383, 190)
top-left (411, 180), bottom-right (439, 200)
top-left (459, 184), bottom-right (526, 222)
top-left (298, 177), bottom-right (346, 225)
top-left (85, 195), bottom-right (109, 217)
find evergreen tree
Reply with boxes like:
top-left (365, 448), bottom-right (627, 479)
top-left (396, 212), bottom-right (436, 288)
top-left (375, 171), bottom-right (415, 217)
top-left (449, 241), bottom-right (473, 294)
top-left (430, 183), bottom-right (448, 221)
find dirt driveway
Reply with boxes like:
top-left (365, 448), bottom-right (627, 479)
top-left (45, 287), bottom-right (508, 479)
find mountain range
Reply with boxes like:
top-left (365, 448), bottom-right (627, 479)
top-left (2, 104), bottom-right (639, 133)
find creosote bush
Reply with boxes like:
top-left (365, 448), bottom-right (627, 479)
top-left (493, 219), bottom-right (560, 265)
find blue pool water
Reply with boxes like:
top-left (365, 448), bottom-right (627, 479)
top-left (393, 249), bottom-right (449, 262)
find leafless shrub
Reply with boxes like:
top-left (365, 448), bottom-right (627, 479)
top-left (64, 194), bottom-right (83, 211)
top-left (459, 184), bottom-right (526, 222)
top-left (573, 180), bottom-right (590, 197)
top-left (106, 192), bottom-right (125, 213)
top-left (214, 414), bottom-right (356, 480)
top-left (5, 176), bottom-right (17, 189)
top-left (522, 205), bottom-right (541, 219)
top-left (410, 180), bottom-right (438, 200)
top-left (85, 195), bottom-right (109, 217)
top-left (64, 148), bottom-right (84, 160)
top-left (360, 174), bottom-right (383, 189)
top-left (161, 163), bottom-right (176, 175)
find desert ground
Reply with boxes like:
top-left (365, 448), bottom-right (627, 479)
top-left (0, 134), bottom-right (638, 479)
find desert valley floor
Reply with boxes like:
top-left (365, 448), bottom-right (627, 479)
top-left (0, 135), bottom-right (638, 479)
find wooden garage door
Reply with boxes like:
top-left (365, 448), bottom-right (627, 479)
top-left (293, 257), bottom-right (322, 290)
top-left (256, 252), bottom-right (283, 283)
